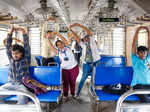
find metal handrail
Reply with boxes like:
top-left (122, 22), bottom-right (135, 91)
top-left (0, 90), bottom-right (42, 112)
top-left (116, 89), bottom-right (150, 112)
top-left (48, 62), bottom-right (59, 66)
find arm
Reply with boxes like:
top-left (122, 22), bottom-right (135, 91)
top-left (69, 29), bottom-right (81, 44)
top-left (53, 32), bottom-right (70, 46)
top-left (47, 17), bottom-right (56, 23)
top-left (148, 29), bottom-right (150, 54)
top-left (47, 38), bottom-right (58, 54)
top-left (16, 27), bottom-right (31, 64)
top-left (5, 27), bottom-right (15, 60)
top-left (132, 27), bottom-right (142, 55)
top-left (70, 23), bottom-right (92, 37)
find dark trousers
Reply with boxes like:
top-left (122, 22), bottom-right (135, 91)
top-left (133, 84), bottom-right (150, 103)
top-left (42, 57), bottom-right (55, 66)
top-left (62, 65), bottom-right (79, 97)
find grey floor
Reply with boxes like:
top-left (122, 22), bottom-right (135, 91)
top-left (52, 68), bottom-right (117, 112)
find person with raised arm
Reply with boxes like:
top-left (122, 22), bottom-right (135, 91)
top-left (41, 17), bottom-right (57, 66)
top-left (0, 27), bottom-right (30, 104)
top-left (69, 23), bottom-right (100, 97)
top-left (131, 26), bottom-right (150, 103)
top-left (47, 31), bottom-right (79, 101)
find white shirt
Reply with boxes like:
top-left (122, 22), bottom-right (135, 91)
top-left (41, 37), bottom-right (57, 58)
top-left (80, 37), bottom-right (100, 63)
top-left (58, 47), bottom-right (77, 69)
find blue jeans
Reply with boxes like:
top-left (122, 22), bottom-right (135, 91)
top-left (0, 82), bottom-right (29, 104)
top-left (77, 61), bottom-right (100, 96)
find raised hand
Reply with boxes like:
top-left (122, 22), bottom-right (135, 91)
top-left (15, 27), bottom-right (27, 34)
top-left (47, 17), bottom-right (56, 23)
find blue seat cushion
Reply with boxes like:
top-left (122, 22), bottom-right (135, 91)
top-left (0, 67), bottom-right (8, 85)
top-left (95, 90), bottom-right (139, 101)
top-left (37, 90), bottom-right (61, 102)
top-left (6, 90), bottom-right (61, 103)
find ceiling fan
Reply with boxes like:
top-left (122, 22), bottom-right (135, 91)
top-left (33, 0), bottom-right (58, 20)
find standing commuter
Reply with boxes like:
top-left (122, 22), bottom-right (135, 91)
top-left (70, 23), bottom-right (100, 97)
top-left (46, 31), bottom-right (79, 101)
top-left (41, 17), bottom-right (57, 66)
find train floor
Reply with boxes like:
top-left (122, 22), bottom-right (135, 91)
top-left (48, 68), bottom-right (117, 112)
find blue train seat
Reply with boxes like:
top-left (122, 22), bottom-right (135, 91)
top-left (0, 66), bottom-right (62, 103)
top-left (54, 56), bottom-right (61, 65)
top-left (92, 66), bottom-right (139, 101)
top-left (100, 55), bottom-right (126, 67)
top-left (35, 56), bottom-right (61, 66)
top-left (0, 67), bottom-right (8, 85)
top-left (35, 56), bottom-right (42, 66)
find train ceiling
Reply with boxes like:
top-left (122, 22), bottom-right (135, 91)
top-left (0, 0), bottom-right (150, 28)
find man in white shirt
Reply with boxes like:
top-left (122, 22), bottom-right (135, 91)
top-left (41, 30), bottom-right (57, 66)
top-left (70, 23), bottom-right (100, 97)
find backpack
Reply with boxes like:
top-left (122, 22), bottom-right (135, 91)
top-left (102, 83), bottom-right (130, 95)
top-left (22, 75), bottom-right (48, 95)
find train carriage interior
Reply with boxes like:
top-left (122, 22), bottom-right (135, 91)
top-left (0, 0), bottom-right (150, 112)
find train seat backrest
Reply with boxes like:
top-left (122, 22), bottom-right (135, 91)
top-left (100, 55), bottom-right (126, 67)
top-left (0, 67), bottom-right (8, 85)
top-left (95, 66), bottom-right (133, 86)
top-left (30, 66), bottom-right (61, 86)
top-left (0, 66), bottom-right (61, 86)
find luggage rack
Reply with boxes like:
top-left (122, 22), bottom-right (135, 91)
top-left (0, 90), bottom-right (42, 112)
top-left (116, 89), bottom-right (150, 112)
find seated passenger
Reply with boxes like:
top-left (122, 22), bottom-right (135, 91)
top-left (70, 23), bottom-right (100, 97)
top-left (0, 27), bottom-right (30, 104)
top-left (47, 31), bottom-right (79, 101)
top-left (131, 26), bottom-right (150, 103)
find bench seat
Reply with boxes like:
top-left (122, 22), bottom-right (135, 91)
top-left (6, 90), bottom-right (61, 102)
top-left (0, 66), bottom-right (62, 105)
top-left (95, 90), bottom-right (139, 101)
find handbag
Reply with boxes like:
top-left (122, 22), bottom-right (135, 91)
top-left (102, 83), bottom-right (130, 95)
top-left (22, 75), bottom-right (48, 95)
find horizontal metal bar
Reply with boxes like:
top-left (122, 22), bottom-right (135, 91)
top-left (116, 89), bottom-right (150, 112)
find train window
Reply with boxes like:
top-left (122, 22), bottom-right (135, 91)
top-left (0, 27), bottom-right (9, 66)
top-left (29, 27), bottom-right (41, 56)
top-left (138, 29), bottom-right (148, 47)
top-left (97, 28), bottom-right (125, 56)
top-left (112, 28), bottom-right (125, 56)
top-left (0, 27), bottom-right (9, 47)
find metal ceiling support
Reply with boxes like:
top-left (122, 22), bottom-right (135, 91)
top-left (56, 0), bottom-right (71, 26)
top-left (82, 0), bottom-right (101, 26)
top-left (126, 0), bottom-right (146, 14)
top-left (0, 0), bottom-right (26, 20)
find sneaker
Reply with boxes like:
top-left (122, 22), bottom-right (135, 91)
top-left (75, 95), bottom-right (80, 99)
top-left (62, 97), bottom-right (68, 102)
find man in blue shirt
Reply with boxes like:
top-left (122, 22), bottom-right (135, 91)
top-left (131, 26), bottom-right (150, 102)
